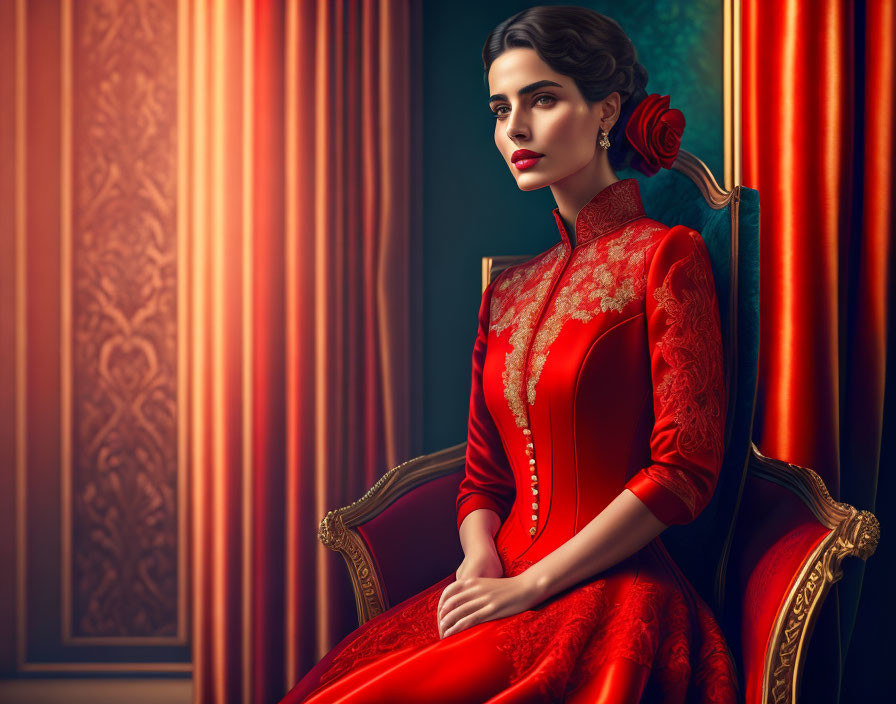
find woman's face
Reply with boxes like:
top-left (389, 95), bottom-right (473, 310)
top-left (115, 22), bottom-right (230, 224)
top-left (487, 47), bottom-right (614, 191)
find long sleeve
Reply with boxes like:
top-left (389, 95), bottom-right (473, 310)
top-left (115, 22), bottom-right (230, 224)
top-left (456, 278), bottom-right (516, 532)
top-left (624, 225), bottom-right (727, 526)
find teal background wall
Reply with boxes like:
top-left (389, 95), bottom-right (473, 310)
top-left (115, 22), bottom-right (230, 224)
top-left (421, 0), bottom-right (725, 453)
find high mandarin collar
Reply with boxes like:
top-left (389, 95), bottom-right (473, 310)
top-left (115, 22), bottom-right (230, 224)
top-left (551, 178), bottom-right (646, 248)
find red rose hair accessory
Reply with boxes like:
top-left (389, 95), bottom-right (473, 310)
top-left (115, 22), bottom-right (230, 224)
top-left (623, 93), bottom-right (686, 176)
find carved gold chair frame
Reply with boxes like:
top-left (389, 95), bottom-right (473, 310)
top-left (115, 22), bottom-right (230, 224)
top-left (316, 149), bottom-right (880, 703)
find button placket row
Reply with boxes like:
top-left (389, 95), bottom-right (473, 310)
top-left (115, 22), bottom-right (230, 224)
top-left (517, 243), bottom-right (568, 542)
top-left (523, 427), bottom-right (538, 537)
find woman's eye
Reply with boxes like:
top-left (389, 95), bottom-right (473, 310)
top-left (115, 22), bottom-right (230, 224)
top-left (491, 95), bottom-right (555, 120)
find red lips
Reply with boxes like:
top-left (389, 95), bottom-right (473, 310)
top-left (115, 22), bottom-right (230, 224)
top-left (511, 149), bottom-right (545, 163)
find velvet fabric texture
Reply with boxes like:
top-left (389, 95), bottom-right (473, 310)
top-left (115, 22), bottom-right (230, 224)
top-left (280, 179), bottom-right (739, 703)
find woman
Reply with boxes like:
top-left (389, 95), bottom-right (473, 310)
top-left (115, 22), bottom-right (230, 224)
top-left (281, 6), bottom-right (738, 702)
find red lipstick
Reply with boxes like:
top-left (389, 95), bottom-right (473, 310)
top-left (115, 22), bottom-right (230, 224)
top-left (511, 149), bottom-right (544, 170)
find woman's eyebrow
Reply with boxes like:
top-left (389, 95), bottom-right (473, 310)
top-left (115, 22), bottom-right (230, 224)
top-left (488, 79), bottom-right (563, 105)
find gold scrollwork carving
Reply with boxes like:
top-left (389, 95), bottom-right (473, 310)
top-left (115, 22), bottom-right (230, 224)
top-left (672, 150), bottom-right (738, 210)
top-left (316, 443), bottom-right (468, 626)
top-left (753, 443), bottom-right (881, 704)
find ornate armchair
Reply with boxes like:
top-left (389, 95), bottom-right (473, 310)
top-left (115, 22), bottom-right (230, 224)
top-left (314, 152), bottom-right (879, 703)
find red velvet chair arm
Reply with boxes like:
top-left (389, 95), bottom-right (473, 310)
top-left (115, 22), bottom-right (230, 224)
top-left (318, 443), bottom-right (466, 626)
top-left (729, 443), bottom-right (880, 704)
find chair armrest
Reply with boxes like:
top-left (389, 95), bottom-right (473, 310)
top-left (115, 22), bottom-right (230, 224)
top-left (729, 443), bottom-right (880, 704)
top-left (318, 443), bottom-right (467, 626)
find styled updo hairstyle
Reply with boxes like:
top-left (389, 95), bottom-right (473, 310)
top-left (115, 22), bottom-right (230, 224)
top-left (482, 5), bottom-right (649, 173)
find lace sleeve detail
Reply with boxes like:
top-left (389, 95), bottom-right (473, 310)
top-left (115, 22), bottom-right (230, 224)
top-left (624, 226), bottom-right (726, 526)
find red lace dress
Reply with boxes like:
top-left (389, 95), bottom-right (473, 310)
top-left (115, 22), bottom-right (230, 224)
top-left (280, 178), bottom-right (739, 703)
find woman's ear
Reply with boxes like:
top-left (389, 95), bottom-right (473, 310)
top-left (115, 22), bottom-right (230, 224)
top-left (601, 91), bottom-right (621, 125)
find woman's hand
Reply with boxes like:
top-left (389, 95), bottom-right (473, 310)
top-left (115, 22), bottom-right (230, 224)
top-left (436, 569), bottom-right (542, 639)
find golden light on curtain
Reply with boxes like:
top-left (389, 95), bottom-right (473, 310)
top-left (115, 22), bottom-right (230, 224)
top-left (742, 0), bottom-right (893, 699)
top-left (183, 1), bottom-right (422, 702)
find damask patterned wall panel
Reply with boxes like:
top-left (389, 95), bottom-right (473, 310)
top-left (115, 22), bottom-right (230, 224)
top-left (3, 0), bottom-right (189, 673)
top-left (69, 0), bottom-right (181, 642)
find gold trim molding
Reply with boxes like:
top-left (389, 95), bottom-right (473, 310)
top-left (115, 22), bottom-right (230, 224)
top-left (724, 0), bottom-right (742, 190)
top-left (750, 443), bottom-right (880, 704)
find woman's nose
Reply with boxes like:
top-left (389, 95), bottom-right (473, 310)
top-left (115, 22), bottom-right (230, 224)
top-left (506, 114), bottom-right (529, 141)
top-left (507, 128), bottom-right (529, 142)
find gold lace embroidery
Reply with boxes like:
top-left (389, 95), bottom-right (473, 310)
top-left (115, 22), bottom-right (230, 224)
top-left (490, 244), bottom-right (568, 428)
top-left (651, 233), bottom-right (725, 465)
top-left (573, 179), bottom-right (646, 246)
top-left (525, 222), bottom-right (667, 405)
top-left (649, 468), bottom-right (700, 516)
top-left (489, 180), bottom-right (652, 427)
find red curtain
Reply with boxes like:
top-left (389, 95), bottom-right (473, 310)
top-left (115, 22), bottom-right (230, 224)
top-left (186, 1), bottom-right (422, 702)
top-left (743, 0), bottom-right (893, 698)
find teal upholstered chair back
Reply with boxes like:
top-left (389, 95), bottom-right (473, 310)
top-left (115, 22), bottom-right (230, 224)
top-left (618, 152), bottom-right (760, 618)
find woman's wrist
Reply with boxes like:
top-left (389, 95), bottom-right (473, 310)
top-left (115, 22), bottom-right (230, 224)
top-left (459, 507), bottom-right (501, 557)
top-left (519, 562), bottom-right (554, 602)
top-left (513, 490), bottom-right (668, 605)
top-left (463, 536), bottom-right (498, 563)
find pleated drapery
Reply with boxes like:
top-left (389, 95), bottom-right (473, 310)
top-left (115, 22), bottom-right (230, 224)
top-left (742, 0), bottom-right (893, 699)
top-left (183, 2), bottom-right (423, 703)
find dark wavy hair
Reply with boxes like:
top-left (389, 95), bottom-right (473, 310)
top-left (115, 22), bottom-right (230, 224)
top-left (482, 5), bottom-right (649, 173)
